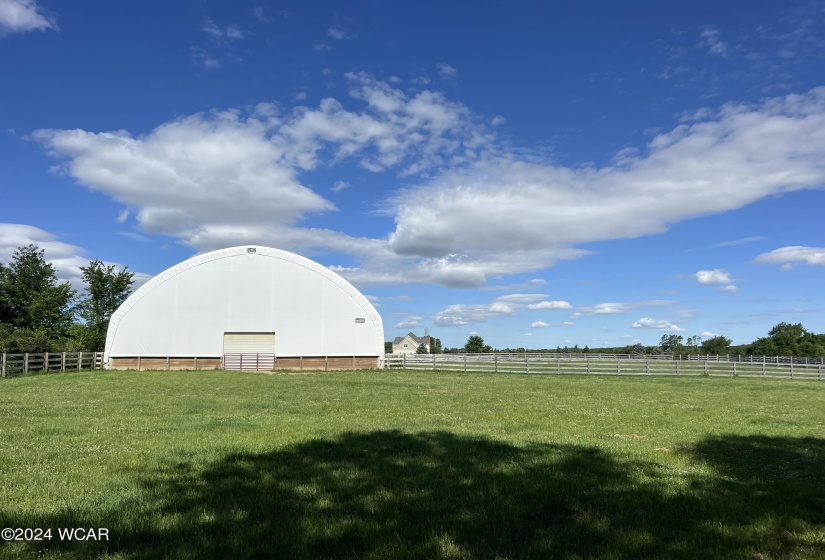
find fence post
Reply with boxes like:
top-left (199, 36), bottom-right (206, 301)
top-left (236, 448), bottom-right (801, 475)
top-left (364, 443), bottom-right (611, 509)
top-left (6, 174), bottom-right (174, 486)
top-left (24, 353), bottom-right (29, 374)
top-left (704, 360), bottom-right (708, 376)
top-left (325, 356), bottom-right (328, 372)
top-left (733, 361), bottom-right (737, 377)
top-left (617, 358), bottom-right (620, 375)
top-left (494, 354), bottom-right (498, 373)
top-left (762, 361), bottom-right (765, 377)
top-left (557, 357), bottom-right (560, 374)
top-left (526, 354), bottom-right (530, 374)
top-left (586, 356), bottom-right (590, 374)
top-left (790, 359), bottom-right (793, 380)
top-left (78, 351), bottom-right (82, 370)
top-left (645, 359), bottom-right (649, 376)
top-left (676, 360), bottom-right (679, 376)
top-left (819, 363), bottom-right (822, 381)
top-left (464, 354), bottom-right (467, 372)
top-left (432, 354), bottom-right (436, 371)
top-left (44, 352), bottom-right (49, 372)
top-left (1, 353), bottom-right (5, 377)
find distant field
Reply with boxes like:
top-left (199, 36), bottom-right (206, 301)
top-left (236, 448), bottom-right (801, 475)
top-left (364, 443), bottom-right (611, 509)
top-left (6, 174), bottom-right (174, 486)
top-left (1, 369), bottom-right (824, 559)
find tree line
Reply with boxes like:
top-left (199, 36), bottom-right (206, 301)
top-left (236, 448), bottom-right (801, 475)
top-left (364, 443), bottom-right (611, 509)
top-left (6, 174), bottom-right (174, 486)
top-left (405, 326), bottom-right (825, 358)
top-left (0, 245), bottom-right (134, 353)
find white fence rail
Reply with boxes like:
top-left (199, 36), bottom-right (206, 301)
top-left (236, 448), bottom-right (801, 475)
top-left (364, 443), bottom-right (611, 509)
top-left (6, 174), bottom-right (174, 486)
top-left (385, 353), bottom-right (824, 380)
top-left (0, 352), bottom-right (104, 378)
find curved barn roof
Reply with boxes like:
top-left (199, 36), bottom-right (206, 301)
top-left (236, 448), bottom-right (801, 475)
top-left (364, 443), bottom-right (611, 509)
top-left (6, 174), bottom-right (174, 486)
top-left (104, 246), bottom-right (383, 361)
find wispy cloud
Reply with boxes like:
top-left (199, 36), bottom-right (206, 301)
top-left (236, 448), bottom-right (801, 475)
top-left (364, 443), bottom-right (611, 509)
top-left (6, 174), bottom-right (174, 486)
top-left (755, 246), bottom-right (825, 267)
top-left (202, 19), bottom-right (246, 41)
top-left (698, 26), bottom-right (729, 57)
top-left (0, 0), bottom-right (56, 35)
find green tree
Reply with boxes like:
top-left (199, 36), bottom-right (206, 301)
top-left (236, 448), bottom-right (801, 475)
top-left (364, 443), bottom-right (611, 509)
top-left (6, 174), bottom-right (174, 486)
top-left (415, 343), bottom-right (428, 354)
top-left (464, 335), bottom-right (487, 353)
top-left (659, 334), bottom-right (684, 354)
top-left (701, 335), bottom-right (732, 355)
top-left (0, 245), bottom-right (76, 347)
top-left (748, 322), bottom-right (825, 357)
top-left (430, 337), bottom-right (442, 354)
top-left (76, 260), bottom-right (135, 351)
top-left (686, 335), bottom-right (701, 354)
top-left (384, 341), bottom-right (393, 354)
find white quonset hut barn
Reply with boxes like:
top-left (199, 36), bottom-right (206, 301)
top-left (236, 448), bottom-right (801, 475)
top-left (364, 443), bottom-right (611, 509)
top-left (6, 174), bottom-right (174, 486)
top-left (104, 246), bottom-right (384, 371)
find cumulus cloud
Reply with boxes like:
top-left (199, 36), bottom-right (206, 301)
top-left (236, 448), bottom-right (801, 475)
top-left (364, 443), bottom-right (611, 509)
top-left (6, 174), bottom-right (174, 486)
top-left (530, 320), bottom-right (550, 328)
top-left (527, 300), bottom-right (572, 310)
top-left (433, 302), bottom-right (517, 327)
top-left (717, 284), bottom-right (739, 292)
top-left (0, 223), bottom-right (150, 291)
top-left (0, 0), bottom-right (56, 35)
top-left (632, 318), bottom-right (686, 332)
top-left (695, 269), bottom-right (733, 285)
top-left (331, 180), bottom-right (350, 192)
top-left (387, 89), bottom-right (825, 273)
top-left (755, 246), bottom-right (825, 267)
top-left (32, 81), bottom-right (825, 289)
top-left (701, 331), bottom-right (717, 338)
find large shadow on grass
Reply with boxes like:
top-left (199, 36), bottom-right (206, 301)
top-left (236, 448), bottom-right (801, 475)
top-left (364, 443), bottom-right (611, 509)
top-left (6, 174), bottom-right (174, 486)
top-left (4, 432), bottom-right (825, 559)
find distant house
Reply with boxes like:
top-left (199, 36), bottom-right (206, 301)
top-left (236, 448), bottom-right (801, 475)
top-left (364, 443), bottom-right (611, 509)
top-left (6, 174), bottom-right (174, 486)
top-left (392, 332), bottom-right (431, 354)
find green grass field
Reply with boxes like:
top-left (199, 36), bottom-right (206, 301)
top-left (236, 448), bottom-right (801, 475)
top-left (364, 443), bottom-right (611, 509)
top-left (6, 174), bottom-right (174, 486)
top-left (1, 369), bottom-right (824, 559)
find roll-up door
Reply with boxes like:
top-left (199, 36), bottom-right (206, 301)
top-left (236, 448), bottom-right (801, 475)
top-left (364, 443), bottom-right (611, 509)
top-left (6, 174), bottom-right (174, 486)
top-left (223, 332), bottom-right (276, 354)
top-left (223, 332), bottom-right (276, 370)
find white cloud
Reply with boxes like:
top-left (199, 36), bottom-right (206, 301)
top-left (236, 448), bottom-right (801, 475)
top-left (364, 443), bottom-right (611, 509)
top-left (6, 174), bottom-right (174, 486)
top-left (0, 0), bottom-right (56, 35)
top-left (482, 278), bottom-right (546, 291)
top-left (563, 321), bottom-right (575, 326)
top-left (433, 302), bottom-right (517, 327)
top-left (530, 320), bottom-right (550, 328)
top-left (632, 318), bottom-right (686, 332)
top-left (527, 300), bottom-right (572, 310)
top-left (386, 88), bottom-right (825, 280)
top-left (695, 269), bottom-right (733, 285)
top-left (313, 41), bottom-right (332, 52)
top-left (708, 236), bottom-right (764, 249)
top-left (203, 19), bottom-right (245, 41)
top-left (717, 284), bottom-right (739, 292)
top-left (698, 26), bottom-right (728, 57)
top-left (436, 63), bottom-right (457, 79)
top-left (331, 180), bottom-right (350, 192)
top-left (755, 246), bottom-right (825, 267)
top-left (32, 82), bottom-right (825, 290)
top-left (700, 331), bottom-right (717, 338)
top-left (572, 300), bottom-right (674, 318)
top-left (494, 293), bottom-right (548, 303)
top-left (190, 46), bottom-right (222, 69)
top-left (0, 223), bottom-right (149, 291)
top-left (116, 210), bottom-right (129, 223)
top-left (394, 316), bottom-right (422, 329)
top-left (326, 26), bottom-right (354, 40)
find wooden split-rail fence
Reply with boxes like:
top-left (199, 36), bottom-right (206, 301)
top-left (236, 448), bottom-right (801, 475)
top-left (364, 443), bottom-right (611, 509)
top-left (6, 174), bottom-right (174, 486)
top-left (0, 352), bottom-right (104, 377)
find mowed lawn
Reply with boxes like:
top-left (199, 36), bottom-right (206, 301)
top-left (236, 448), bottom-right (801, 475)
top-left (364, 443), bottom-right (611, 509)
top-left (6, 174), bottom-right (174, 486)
top-left (1, 370), bottom-right (824, 559)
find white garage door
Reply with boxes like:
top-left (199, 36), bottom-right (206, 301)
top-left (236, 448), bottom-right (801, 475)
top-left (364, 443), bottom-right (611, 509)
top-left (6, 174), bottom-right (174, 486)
top-left (223, 332), bottom-right (276, 354)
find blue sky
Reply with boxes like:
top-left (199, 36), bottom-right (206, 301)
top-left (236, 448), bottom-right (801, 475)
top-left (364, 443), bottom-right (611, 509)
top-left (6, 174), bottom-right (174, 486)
top-left (2, 0), bottom-right (824, 350)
